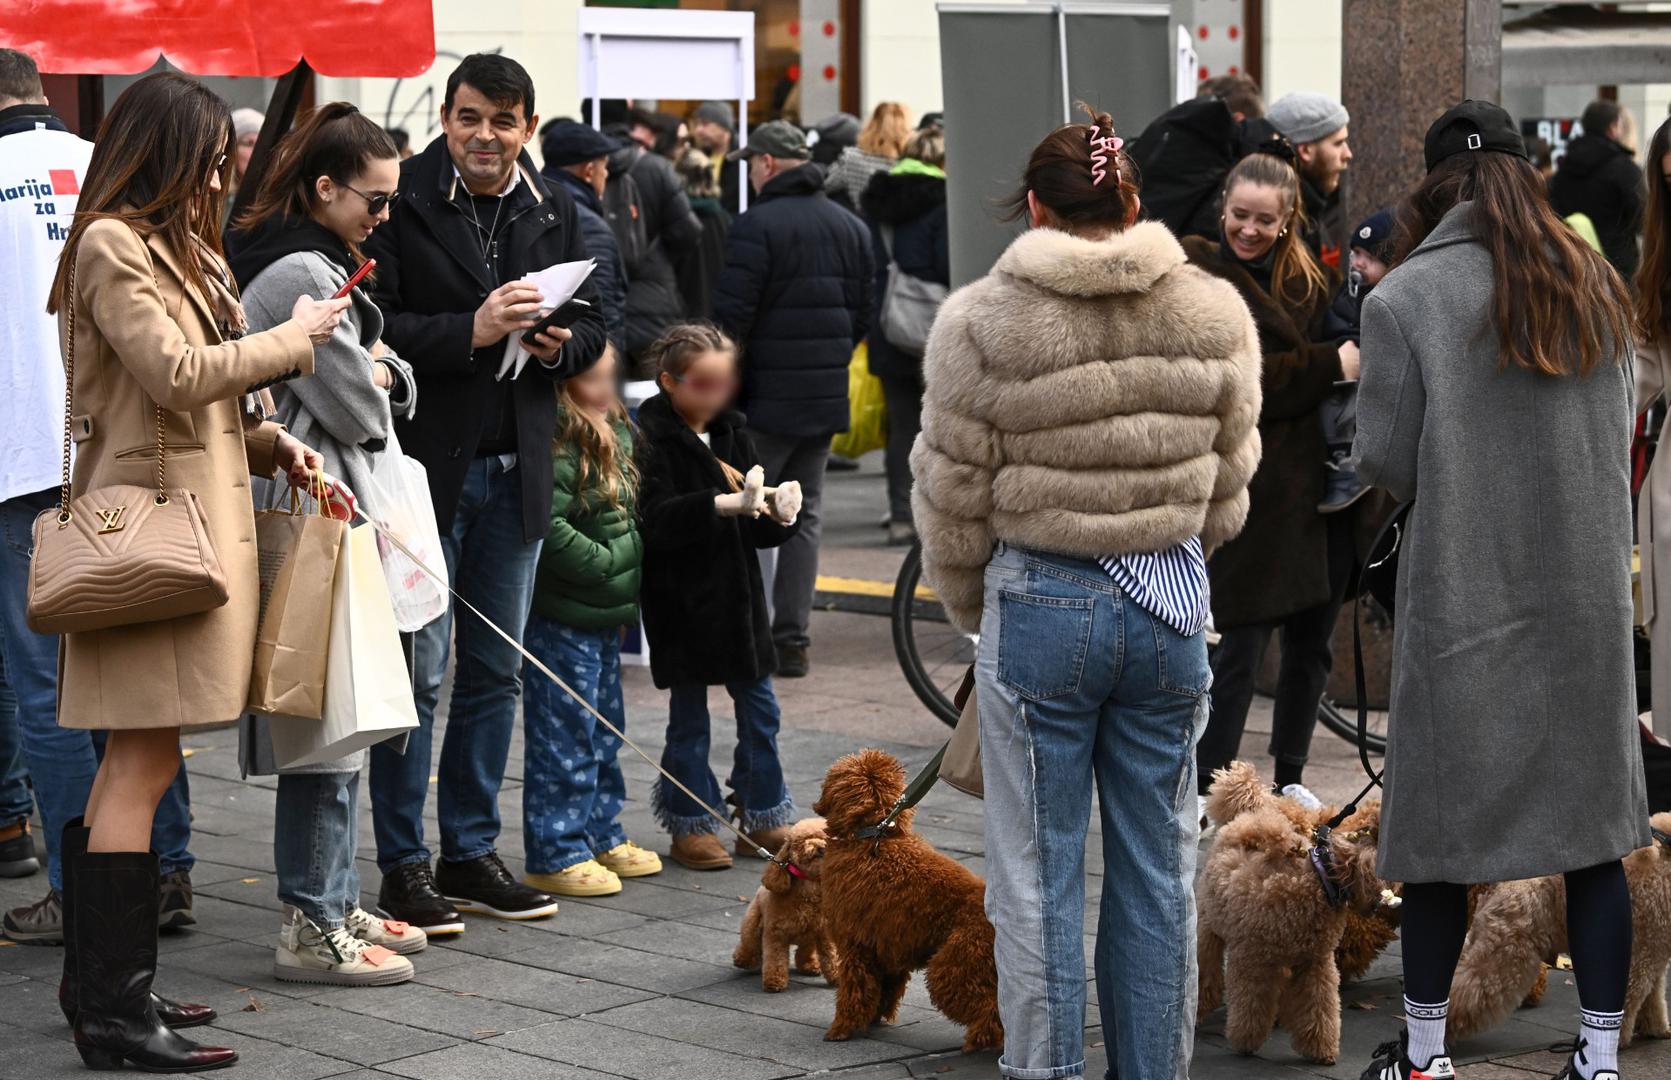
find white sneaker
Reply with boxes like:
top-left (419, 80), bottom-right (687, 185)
top-left (1197, 794), bottom-right (1211, 828)
top-left (1278, 783), bottom-right (1325, 811)
top-left (345, 905), bottom-right (428, 955)
top-left (274, 907), bottom-right (414, 986)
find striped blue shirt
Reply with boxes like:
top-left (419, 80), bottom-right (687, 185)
top-left (1099, 537), bottom-right (1210, 637)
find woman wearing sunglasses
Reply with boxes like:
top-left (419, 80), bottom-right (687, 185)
top-left (226, 103), bottom-right (429, 985)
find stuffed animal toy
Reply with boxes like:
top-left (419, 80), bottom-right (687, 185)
top-left (733, 817), bottom-right (835, 992)
top-left (812, 749), bottom-right (1002, 1052)
top-left (1449, 812), bottom-right (1671, 1046)
top-left (1197, 761), bottom-right (1396, 1064)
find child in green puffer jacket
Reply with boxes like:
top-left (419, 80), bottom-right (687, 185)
top-left (521, 348), bottom-right (661, 898)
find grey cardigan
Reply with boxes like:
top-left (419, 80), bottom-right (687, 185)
top-left (239, 250), bottom-right (417, 777)
top-left (1355, 202), bottom-right (1650, 883)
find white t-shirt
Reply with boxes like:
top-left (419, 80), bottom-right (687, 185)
top-left (0, 117), bottom-right (91, 503)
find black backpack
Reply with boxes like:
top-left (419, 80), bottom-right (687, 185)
top-left (602, 143), bottom-right (649, 276)
top-left (1127, 97), bottom-right (1286, 241)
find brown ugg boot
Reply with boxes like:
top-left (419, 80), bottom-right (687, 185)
top-left (669, 832), bottom-right (733, 871)
top-left (734, 824), bottom-right (794, 858)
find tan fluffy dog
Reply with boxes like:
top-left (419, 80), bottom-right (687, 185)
top-left (733, 817), bottom-right (836, 992)
top-left (1197, 762), bottom-right (1394, 1064)
top-left (812, 749), bottom-right (1003, 1052)
top-left (1450, 812), bottom-right (1671, 1045)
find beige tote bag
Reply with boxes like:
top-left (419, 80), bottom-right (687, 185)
top-left (937, 665), bottom-right (983, 798)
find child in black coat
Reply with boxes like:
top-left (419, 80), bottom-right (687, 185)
top-left (1318, 208), bottom-right (1393, 513)
top-left (635, 324), bottom-right (804, 871)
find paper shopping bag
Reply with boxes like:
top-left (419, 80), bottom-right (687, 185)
top-left (247, 500), bottom-right (346, 719)
top-left (269, 525), bottom-right (418, 769)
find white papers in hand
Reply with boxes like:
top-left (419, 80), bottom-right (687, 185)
top-left (496, 258), bottom-right (597, 380)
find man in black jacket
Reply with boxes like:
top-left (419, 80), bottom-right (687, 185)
top-left (539, 119), bottom-right (628, 353)
top-left (607, 135), bottom-right (702, 369)
top-left (1267, 92), bottom-right (1352, 270)
top-left (715, 121), bottom-right (873, 677)
top-left (363, 54), bottom-right (606, 935)
top-left (1551, 99), bottom-right (1646, 278)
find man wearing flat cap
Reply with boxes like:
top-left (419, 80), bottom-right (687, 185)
top-left (541, 119), bottom-right (628, 352)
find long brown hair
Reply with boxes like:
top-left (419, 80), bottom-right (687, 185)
top-left (234, 102), bottom-right (397, 262)
top-left (1390, 150), bottom-right (1632, 377)
top-left (47, 73), bottom-right (234, 314)
top-left (1001, 103), bottom-right (1139, 233)
top-left (1222, 152), bottom-right (1328, 310)
top-left (1637, 117), bottom-right (1671, 347)
top-left (857, 102), bottom-right (911, 158)
top-left (556, 367), bottom-right (638, 511)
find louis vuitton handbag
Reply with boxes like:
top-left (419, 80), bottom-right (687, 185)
top-left (25, 257), bottom-right (229, 635)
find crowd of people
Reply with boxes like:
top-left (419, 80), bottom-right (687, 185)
top-left (0, 35), bottom-right (1664, 1080)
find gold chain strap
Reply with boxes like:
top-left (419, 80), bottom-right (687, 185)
top-left (57, 243), bottom-right (173, 528)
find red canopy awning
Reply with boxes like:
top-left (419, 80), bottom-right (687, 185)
top-left (1, 0), bottom-right (435, 77)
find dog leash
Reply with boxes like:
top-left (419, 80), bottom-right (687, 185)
top-left (357, 511), bottom-right (802, 873)
top-left (849, 742), bottom-right (948, 854)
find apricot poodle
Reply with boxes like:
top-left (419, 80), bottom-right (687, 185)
top-left (733, 817), bottom-right (836, 992)
top-left (1197, 761), bottom-right (1396, 1065)
top-left (1450, 811), bottom-right (1671, 1046)
top-left (812, 748), bottom-right (1002, 1052)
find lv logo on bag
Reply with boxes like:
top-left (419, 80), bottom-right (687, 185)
top-left (95, 506), bottom-right (127, 534)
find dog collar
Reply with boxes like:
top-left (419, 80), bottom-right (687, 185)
top-left (1652, 826), bottom-right (1671, 849)
top-left (1309, 825), bottom-right (1349, 910)
top-left (783, 860), bottom-right (821, 881)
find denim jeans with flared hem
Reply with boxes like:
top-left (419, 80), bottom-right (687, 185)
top-left (653, 679), bottom-right (795, 837)
top-left (522, 616), bottom-right (632, 875)
top-left (274, 771), bottom-right (359, 930)
top-left (978, 543), bottom-right (1208, 1080)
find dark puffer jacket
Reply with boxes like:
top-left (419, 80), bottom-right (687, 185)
top-left (860, 163), bottom-right (949, 381)
top-left (531, 414), bottom-right (641, 631)
top-left (713, 164), bottom-right (875, 437)
top-left (1550, 133), bottom-right (1645, 278)
top-left (634, 393), bottom-right (798, 688)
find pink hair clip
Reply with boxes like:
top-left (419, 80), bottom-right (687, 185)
top-left (1087, 124), bottom-right (1124, 187)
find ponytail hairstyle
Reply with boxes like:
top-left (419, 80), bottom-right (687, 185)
top-left (1001, 103), bottom-right (1139, 233)
top-left (1222, 150), bottom-right (1328, 310)
top-left (1638, 116), bottom-right (1671, 348)
top-left (234, 102), bottom-right (398, 262)
top-left (555, 353), bottom-right (638, 512)
top-left (649, 323), bottom-right (751, 492)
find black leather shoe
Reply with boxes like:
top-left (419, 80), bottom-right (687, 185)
top-left (58, 820), bottom-right (217, 1030)
top-left (436, 852), bottom-right (559, 920)
top-left (70, 850), bottom-right (236, 1071)
top-left (376, 861), bottom-right (465, 936)
top-left (0, 818), bottom-right (39, 877)
top-left (775, 643), bottom-right (809, 679)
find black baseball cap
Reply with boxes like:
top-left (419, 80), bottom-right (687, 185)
top-left (1423, 100), bottom-right (1529, 173)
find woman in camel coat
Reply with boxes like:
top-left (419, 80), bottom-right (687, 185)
top-left (1635, 116), bottom-right (1671, 741)
top-left (45, 74), bottom-right (344, 1073)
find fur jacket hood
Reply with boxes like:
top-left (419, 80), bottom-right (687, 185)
top-left (910, 221), bottom-right (1263, 631)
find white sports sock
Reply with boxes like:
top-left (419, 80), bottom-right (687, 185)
top-left (1575, 1008), bottom-right (1623, 1079)
top-left (1403, 997), bottom-right (1449, 1070)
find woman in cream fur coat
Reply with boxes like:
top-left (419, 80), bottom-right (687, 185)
top-left (910, 107), bottom-right (1261, 1080)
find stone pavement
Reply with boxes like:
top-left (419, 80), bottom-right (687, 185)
top-left (2, 459), bottom-right (1666, 1080)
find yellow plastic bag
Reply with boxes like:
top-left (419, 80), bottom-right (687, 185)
top-left (830, 342), bottom-right (887, 459)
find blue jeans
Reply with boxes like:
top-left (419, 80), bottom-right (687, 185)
top-left (274, 771), bottom-right (359, 928)
top-left (978, 544), bottom-right (1209, 1080)
top-left (370, 457), bottom-right (542, 871)
top-left (0, 490), bottom-right (191, 889)
top-left (0, 654), bottom-right (36, 826)
top-left (655, 678), bottom-right (795, 837)
top-left (522, 617), bottom-right (629, 873)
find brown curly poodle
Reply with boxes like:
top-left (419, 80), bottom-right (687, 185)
top-left (811, 748), bottom-right (1003, 1052)
top-left (1449, 811), bottom-right (1671, 1046)
top-left (733, 817), bottom-right (836, 992)
top-left (1196, 761), bottom-right (1395, 1065)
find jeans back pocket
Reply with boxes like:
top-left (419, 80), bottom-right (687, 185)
top-left (996, 590), bottom-right (1096, 702)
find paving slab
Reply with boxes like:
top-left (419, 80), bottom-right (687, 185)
top-left (208, 996), bottom-right (459, 1066)
top-left (489, 1016), bottom-right (803, 1080)
top-left (412, 952), bottom-right (657, 1015)
top-left (374, 1042), bottom-right (625, 1079)
top-left (504, 934), bottom-right (742, 996)
top-left (585, 997), bottom-right (914, 1071)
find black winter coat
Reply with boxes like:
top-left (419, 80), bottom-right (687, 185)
top-left (675, 195), bottom-right (731, 320)
top-left (542, 167), bottom-right (628, 353)
top-left (634, 393), bottom-right (798, 688)
top-left (860, 167), bottom-right (949, 381)
top-left (1299, 174), bottom-right (1347, 272)
top-left (1551, 133), bottom-right (1645, 278)
top-left (610, 143), bottom-right (702, 362)
top-left (363, 137), bottom-right (607, 543)
top-left (713, 165), bottom-right (875, 437)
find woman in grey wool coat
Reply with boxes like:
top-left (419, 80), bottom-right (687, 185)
top-left (1353, 101), bottom-right (1650, 1080)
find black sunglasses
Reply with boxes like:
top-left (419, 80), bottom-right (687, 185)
top-left (342, 183), bottom-right (401, 215)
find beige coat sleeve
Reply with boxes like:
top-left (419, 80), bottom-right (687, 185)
top-left (910, 297), bottom-right (999, 634)
top-left (76, 220), bottom-right (314, 414)
top-left (1638, 335), bottom-right (1667, 414)
top-left (1203, 307), bottom-right (1264, 553)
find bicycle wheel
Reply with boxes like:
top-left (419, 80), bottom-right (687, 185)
top-left (1316, 697), bottom-right (1389, 756)
top-left (891, 542), bottom-right (974, 727)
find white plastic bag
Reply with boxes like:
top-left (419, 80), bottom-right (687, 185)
top-left (361, 431), bottom-right (448, 632)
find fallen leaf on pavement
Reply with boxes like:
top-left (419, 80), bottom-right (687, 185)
top-left (240, 878), bottom-right (260, 885)
top-left (241, 997), bottom-right (265, 1012)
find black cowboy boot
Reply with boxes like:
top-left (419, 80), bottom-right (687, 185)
top-left (58, 819), bottom-right (216, 1029)
top-left (70, 849), bottom-right (236, 1072)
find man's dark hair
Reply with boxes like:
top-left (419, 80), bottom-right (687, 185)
top-left (444, 53), bottom-right (535, 119)
top-left (1197, 73), bottom-right (1264, 120)
top-left (386, 126), bottom-right (410, 155)
top-left (580, 98), bottom-right (630, 128)
top-left (0, 48), bottom-right (45, 104)
top-left (1526, 136), bottom-right (1553, 171)
top-left (1581, 99), bottom-right (1623, 141)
